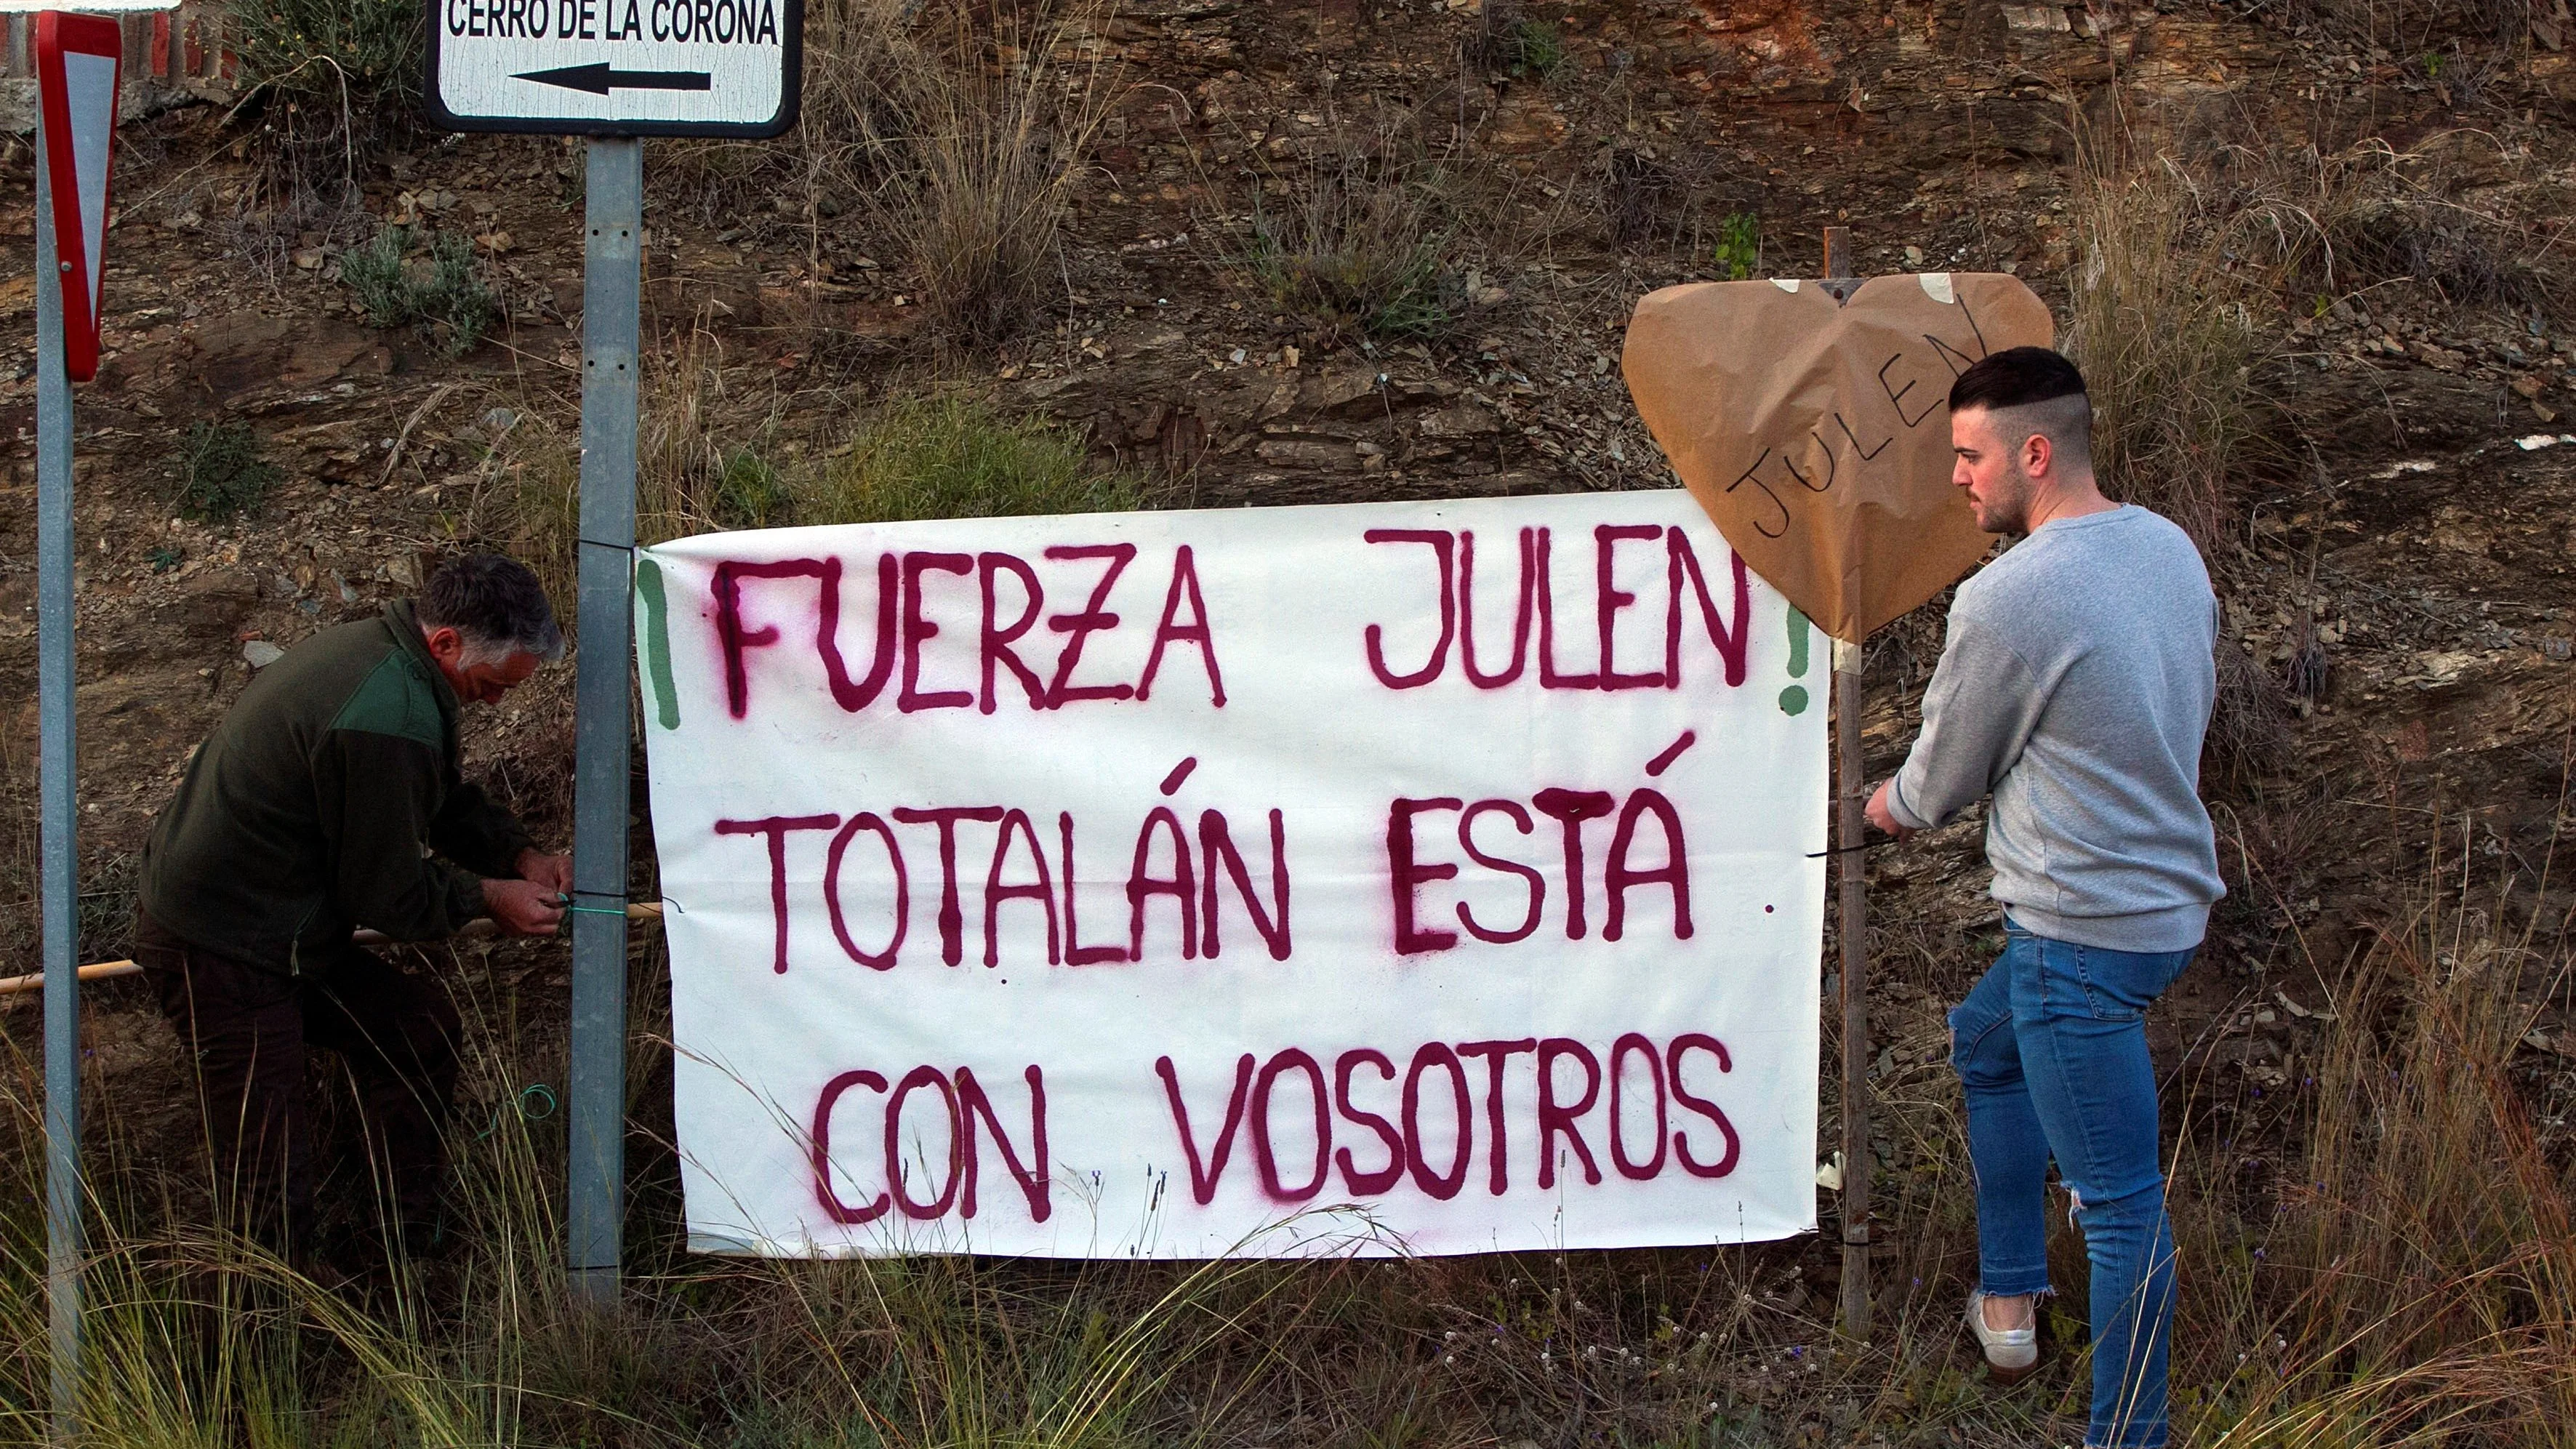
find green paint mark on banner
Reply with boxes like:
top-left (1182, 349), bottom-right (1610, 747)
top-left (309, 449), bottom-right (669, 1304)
top-left (636, 555), bottom-right (681, 730)
top-left (1778, 606), bottom-right (1811, 716)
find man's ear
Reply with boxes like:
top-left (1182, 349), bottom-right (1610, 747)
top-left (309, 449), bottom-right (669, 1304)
top-left (2021, 430), bottom-right (2054, 480)
top-left (423, 625), bottom-right (465, 664)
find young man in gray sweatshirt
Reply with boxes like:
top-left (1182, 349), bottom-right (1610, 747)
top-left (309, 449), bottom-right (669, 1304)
top-left (1865, 347), bottom-right (2223, 1449)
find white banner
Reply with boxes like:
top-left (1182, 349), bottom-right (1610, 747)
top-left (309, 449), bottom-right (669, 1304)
top-left (637, 490), bottom-right (1828, 1258)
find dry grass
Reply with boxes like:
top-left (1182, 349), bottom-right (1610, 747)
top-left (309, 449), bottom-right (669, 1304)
top-left (816, 0), bottom-right (1126, 353)
top-left (2061, 150), bottom-right (2264, 557)
top-left (2061, 128), bottom-right (2289, 790)
top-left (4, 807), bottom-right (2567, 1447)
top-left (2062, 109), bottom-right (2565, 555)
top-left (653, 0), bottom-right (1125, 353)
top-left (2170, 822), bottom-right (2576, 1445)
top-left (1237, 150), bottom-right (1466, 346)
top-left (2273, 0), bottom-right (2537, 57)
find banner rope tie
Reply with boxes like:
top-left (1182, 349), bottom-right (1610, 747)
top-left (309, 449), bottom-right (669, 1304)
top-left (475, 1082), bottom-right (558, 1141)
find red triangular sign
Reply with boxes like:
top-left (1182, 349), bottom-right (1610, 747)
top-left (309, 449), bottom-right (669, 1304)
top-left (36, 12), bottom-right (124, 384)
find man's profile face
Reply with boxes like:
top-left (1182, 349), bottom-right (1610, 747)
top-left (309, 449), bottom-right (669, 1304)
top-left (1950, 406), bottom-right (2033, 535)
top-left (424, 627), bottom-right (542, 705)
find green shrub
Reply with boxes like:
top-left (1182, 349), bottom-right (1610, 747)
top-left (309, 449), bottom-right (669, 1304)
top-left (1490, 19), bottom-right (1565, 78)
top-left (1714, 212), bottom-right (1761, 281)
top-left (173, 422), bottom-right (282, 522)
top-left (811, 396), bottom-right (1147, 524)
top-left (627, 395), bottom-right (1147, 545)
top-left (340, 226), bottom-right (499, 356)
top-left (230, 0), bottom-right (418, 108)
top-left (711, 449), bottom-right (793, 529)
top-left (228, 0), bottom-right (421, 185)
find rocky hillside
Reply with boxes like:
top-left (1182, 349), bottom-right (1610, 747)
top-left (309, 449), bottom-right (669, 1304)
top-left (3, 0), bottom-right (2572, 1352)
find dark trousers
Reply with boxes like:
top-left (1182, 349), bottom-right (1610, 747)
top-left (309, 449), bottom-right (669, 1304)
top-left (135, 910), bottom-right (460, 1260)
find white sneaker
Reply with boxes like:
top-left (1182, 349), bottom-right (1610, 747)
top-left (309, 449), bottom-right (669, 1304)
top-left (1965, 1290), bottom-right (2039, 1384)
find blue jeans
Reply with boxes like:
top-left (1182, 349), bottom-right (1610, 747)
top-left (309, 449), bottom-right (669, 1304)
top-left (1949, 920), bottom-right (2194, 1449)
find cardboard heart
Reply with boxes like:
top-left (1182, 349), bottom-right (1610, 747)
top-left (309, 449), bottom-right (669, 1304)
top-left (1621, 273), bottom-right (2055, 642)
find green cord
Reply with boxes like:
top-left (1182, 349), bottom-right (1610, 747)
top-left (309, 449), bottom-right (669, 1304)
top-left (474, 1083), bottom-right (558, 1141)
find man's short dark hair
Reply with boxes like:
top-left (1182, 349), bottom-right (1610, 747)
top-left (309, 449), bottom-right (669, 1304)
top-left (1949, 346), bottom-right (2093, 472)
top-left (419, 554), bottom-right (563, 662)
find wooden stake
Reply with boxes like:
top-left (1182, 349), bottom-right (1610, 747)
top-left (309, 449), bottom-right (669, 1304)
top-left (1824, 224), bottom-right (1873, 1340)
top-left (0, 903), bottom-right (668, 998)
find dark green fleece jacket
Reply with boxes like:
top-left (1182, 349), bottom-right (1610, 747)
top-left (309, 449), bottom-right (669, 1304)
top-left (138, 598), bottom-right (534, 975)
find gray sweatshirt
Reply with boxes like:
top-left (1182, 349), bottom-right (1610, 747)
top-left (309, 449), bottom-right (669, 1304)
top-left (1886, 505), bottom-right (2225, 952)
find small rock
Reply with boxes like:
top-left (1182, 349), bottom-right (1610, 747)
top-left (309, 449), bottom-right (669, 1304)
top-left (243, 641), bottom-right (286, 670)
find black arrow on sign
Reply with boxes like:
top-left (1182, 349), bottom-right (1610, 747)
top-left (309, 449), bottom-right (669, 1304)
top-left (515, 63), bottom-right (713, 95)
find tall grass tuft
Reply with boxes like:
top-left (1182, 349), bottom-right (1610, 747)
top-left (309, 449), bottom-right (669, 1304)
top-left (1240, 150), bottom-right (1464, 345)
top-left (811, 0), bottom-right (1126, 353)
top-left (2172, 824), bottom-right (2576, 1446)
top-left (2062, 153), bottom-right (2261, 556)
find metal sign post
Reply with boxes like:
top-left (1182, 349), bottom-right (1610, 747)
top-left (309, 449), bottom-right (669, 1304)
top-left (566, 137), bottom-right (641, 1305)
top-left (424, 1), bottom-right (799, 1307)
top-left (24, 9), bottom-right (132, 1437)
top-left (34, 81), bottom-right (81, 1449)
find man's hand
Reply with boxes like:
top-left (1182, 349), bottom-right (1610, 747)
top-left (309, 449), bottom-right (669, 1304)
top-left (515, 848), bottom-right (573, 895)
top-left (483, 877), bottom-right (567, 936)
top-left (1864, 779), bottom-right (1915, 842)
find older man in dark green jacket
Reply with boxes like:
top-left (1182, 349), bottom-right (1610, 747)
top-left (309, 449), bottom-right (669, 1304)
top-left (137, 553), bottom-right (570, 1261)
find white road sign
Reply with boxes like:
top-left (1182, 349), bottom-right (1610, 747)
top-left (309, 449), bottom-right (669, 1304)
top-left (426, 0), bottom-right (803, 137)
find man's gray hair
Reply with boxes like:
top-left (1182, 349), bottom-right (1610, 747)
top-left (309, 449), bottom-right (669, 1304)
top-left (418, 554), bottom-right (565, 664)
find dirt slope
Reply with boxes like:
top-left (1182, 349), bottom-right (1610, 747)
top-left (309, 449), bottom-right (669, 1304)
top-left (2, 0), bottom-right (2572, 1308)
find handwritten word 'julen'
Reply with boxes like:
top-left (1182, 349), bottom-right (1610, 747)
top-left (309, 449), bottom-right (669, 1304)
top-left (806, 1029), bottom-right (1743, 1226)
top-left (1360, 526), bottom-right (1752, 691)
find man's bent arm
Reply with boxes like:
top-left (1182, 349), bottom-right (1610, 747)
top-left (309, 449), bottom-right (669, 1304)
top-left (429, 779), bottom-right (537, 878)
top-left (316, 731), bottom-right (491, 941)
top-left (1888, 611), bottom-right (2055, 831)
